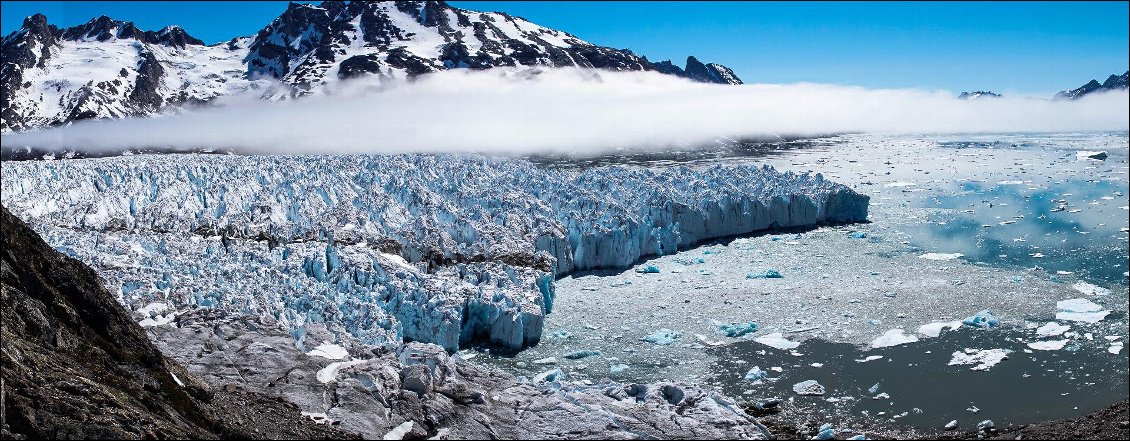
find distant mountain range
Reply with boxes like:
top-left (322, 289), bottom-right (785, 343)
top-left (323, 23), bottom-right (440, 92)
top-left (0, 0), bottom-right (742, 132)
top-left (1055, 70), bottom-right (1129, 100)
top-left (957, 90), bottom-right (1001, 99)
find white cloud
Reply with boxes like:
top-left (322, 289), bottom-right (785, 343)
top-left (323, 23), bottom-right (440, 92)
top-left (3, 68), bottom-right (1127, 155)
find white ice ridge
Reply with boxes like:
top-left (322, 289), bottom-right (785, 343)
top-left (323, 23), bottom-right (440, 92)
top-left (1, 154), bottom-right (869, 351)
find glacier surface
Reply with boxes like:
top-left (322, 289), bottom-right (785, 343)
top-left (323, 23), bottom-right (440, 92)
top-left (1, 153), bottom-right (868, 351)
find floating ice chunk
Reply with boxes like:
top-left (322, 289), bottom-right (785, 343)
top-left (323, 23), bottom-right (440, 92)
top-left (855, 355), bottom-right (884, 363)
top-left (814, 426), bottom-right (835, 440)
top-left (754, 332), bottom-right (800, 350)
top-left (1072, 281), bottom-right (1111, 297)
top-left (962, 310), bottom-right (1000, 329)
top-left (885, 181), bottom-right (917, 187)
top-left (944, 420), bottom-right (959, 430)
top-left (967, 405), bottom-right (980, 413)
top-left (316, 359), bottom-right (367, 383)
top-left (306, 342), bottom-right (349, 360)
top-left (871, 329), bottom-right (919, 349)
top-left (792, 380), bottom-right (826, 396)
top-left (873, 392), bottom-right (890, 400)
top-left (717, 321), bottom-right (760, 337)
top-left (636, 265), bottom-right (661, 274)
top-left (1109, 343), bottom-right (1124, 354)
top-left (850, 232), bottom-right (868, 239)
top-left (977, 420), bottom-right (995, 433)
top-left (1056, 298), bottom-right (1110, 323)
top-left (1076, 151), bottom-right (1108, 160)
top-left (533, 368), bottom-right (565, 383)
top-left (550, 330), bottom-right (572, 339)
top-left (532, 357), bottom-right (557, 365)
top-left (1035, 322), bottom-right (1070, 337)
top-left (695, 334), bottom-right (726, 346)
top-left (948, 348), bottom-right (1011, 371)
top-left (919, 253), bottom-right (963, 261)
top-left (610, 364), bottom-right (629, 374)
top-left (1027, 340), bottom-right (1068, 351)
top-left (564, 350), bottom-right (601, 360)
top-left (745, 366), bottom-right (768, 382)
top-left (641, 329), bottom-right (680, 345)
top-left (746, 269), bottom-right (783, 279)
top-left (868, 383), bottom-right (881, 394)
top-left (918, 320), bottom-right (964, 338)
top-left (383, 421), bottom-right (414, 440)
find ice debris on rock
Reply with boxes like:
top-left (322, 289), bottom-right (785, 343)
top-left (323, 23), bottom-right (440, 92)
top-left (1056, 298), bottom-right (1110, 323)
top-left (533, 368), bottom-right (565, 383)
top-left (962, 310), bottom-right (1000, 329)
top-left (793, 380), bottom-right (826, 396)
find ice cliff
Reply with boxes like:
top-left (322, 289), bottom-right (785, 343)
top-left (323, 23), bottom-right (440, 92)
top-left (0, 154), bottom-right (868, 351)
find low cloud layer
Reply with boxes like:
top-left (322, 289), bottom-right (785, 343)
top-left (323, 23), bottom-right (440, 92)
top-left (4, 68), bottom-right (1128, 155)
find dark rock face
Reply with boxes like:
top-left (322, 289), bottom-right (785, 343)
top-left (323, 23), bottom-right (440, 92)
top-left (0, 205), bottom-right (357, 440)
top-left (1055, 70), bottom-right (1129, 99)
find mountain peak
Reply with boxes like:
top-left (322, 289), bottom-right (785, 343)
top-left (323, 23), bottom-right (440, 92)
top-left (1055, 72), bottom-right (1128, 100)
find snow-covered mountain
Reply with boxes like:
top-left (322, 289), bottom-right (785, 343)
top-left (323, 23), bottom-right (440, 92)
top-left (1, 1), bottom-right (743, 132)
top-left (957, 90), bottom-right (1001, 100)
top-left (1054, 70), bottom-right (1129, 100)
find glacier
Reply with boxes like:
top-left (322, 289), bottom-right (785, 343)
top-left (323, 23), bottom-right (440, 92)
top-left (0, 153), bottom-right (868, 351)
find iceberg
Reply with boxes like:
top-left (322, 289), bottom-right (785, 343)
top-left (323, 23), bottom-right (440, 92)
top-left (962, 310), bottom-right (1000, 329)
top-left (1027, 340), bottom-right (1069, 351)
top-left (918, 320), bottom-right (964, 338)
top-left (948, 348), bottom-right (1011, 371)
top-left (641, 329), bottom-right (681, 345)
top-left (717, 321), bottom-right (760, 338)
top-left (754, 332), bottom-right (801, 350)
top-left (792, 380), bottom-right (826, 396)
top-left (1035, 322), bottom-right (1070, 337)
top-left (870, 329), bottom-right (919, 349)
top-left (918, 253), bottom-right (963, 261)
top-left (744, 366), bottom-right (768, 382)
top-left (1056, 298), bottom-right (1110, 323)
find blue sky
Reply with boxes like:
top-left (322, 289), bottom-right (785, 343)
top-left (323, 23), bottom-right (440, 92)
top-left (2, 1), bottom-right (1126, 96)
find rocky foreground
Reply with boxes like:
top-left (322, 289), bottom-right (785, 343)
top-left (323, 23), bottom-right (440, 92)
top-left (1, 204), bottom-right (770, 439)
top-left (0, 205), bottom-right (352, 439)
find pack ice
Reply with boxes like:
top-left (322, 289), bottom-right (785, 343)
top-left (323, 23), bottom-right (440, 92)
top-left (0, 154), bottom-right (868, 351)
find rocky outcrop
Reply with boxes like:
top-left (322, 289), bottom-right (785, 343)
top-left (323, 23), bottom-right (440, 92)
top-left (1054, 70), bottom-right (1129, 100)
top-left (0, 205), bottom-right (356, 439)
top-left (151, 308), bottom-right (772, 439)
